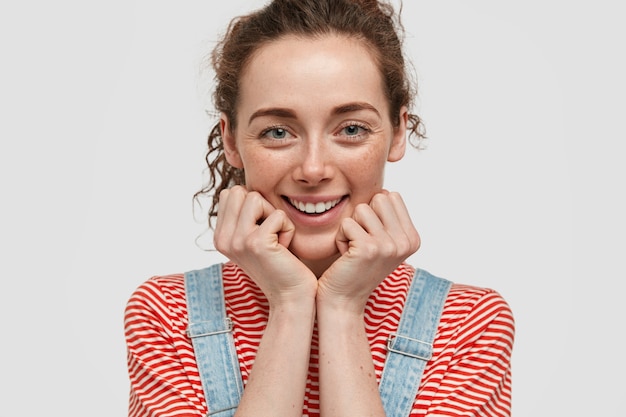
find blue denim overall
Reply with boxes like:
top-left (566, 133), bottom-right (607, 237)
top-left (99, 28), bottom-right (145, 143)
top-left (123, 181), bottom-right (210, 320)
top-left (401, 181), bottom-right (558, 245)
top-left (185, 264), bottom-right (451, 417)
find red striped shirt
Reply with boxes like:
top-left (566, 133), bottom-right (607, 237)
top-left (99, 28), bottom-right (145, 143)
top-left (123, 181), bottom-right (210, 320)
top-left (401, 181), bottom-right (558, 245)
top-left (125, 262), bottom-right (514, 416)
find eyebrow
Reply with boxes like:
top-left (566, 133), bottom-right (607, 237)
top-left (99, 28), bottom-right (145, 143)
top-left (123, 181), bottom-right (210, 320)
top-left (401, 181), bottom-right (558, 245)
top-left (332, 102), bottom-right (381, 118)
top-left (248, 108), bottom-right (297, 126)
top-left (247, 102), bottom-right (381, 126)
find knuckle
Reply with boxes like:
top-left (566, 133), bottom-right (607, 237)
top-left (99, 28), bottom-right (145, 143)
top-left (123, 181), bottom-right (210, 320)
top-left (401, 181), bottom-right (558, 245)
top-left (245, 191), bottom-right (266, 210)
top-left (387, 191), bottom-right (401, 200)
top-left (409, 230), bottom-right (421, 251)
top-left (246, 235), bottom-right (265, 255)
top-left (397, 234), bottom-right (420, 256)
top-left (369, 193), bottom-right (388, 211)
top-left (218, 188), bottom-right (230, 200)
top-left (353, 203), bottom-right (371, 219)
top-left (379, 240), bottom-right (397, 258)
top-left (371, 192), bottom-right (386, 204)
top-left (362, 241), bottom-right (379, 258)
top-left (339, 217), bottom-right (357, 233)
top-left (272, 208), bottom-right (286, 219)
top-left (214, 234), bottom-right (234, 255)
top-left (230, 236), bottom-right (247, 255)
top-left (246, 190), bottom-right (262, 201)
top-left (213, 237), bottom-right (225, 252)
top-left (388, 192), bottom-right (406, 209)
top-left (395, 239), bottom-right (411, 255)
top-left (230, 185), bottom-right (247, 198)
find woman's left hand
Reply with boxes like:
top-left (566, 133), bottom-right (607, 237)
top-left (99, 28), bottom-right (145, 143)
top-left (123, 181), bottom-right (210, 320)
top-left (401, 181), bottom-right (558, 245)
top-left (317, 191), bottom-right (420, 313)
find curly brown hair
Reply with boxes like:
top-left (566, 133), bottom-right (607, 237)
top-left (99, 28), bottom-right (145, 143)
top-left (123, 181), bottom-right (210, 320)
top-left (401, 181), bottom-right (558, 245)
top-left (195, 0), bottom-right (425, 227)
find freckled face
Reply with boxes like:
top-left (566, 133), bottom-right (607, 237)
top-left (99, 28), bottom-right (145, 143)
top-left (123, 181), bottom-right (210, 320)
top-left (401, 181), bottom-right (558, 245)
top-left (222, 34), bottom-right (407, 274)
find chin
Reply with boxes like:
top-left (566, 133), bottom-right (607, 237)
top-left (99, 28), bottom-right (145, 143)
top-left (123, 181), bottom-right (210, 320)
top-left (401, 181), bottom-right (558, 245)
top-left (288, 234), bottom-right (340, 276)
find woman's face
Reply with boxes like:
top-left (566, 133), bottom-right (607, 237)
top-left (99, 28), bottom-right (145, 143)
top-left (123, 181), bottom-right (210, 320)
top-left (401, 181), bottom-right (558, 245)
top-left (222, 34), bottom-right (407, 274)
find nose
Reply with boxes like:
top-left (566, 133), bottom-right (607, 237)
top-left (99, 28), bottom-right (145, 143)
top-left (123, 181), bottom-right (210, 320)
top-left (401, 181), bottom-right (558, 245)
top-left (293, 136), bottom-right (333, 185)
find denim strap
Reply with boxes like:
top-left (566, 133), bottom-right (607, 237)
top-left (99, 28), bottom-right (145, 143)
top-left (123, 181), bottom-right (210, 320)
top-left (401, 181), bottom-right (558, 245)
top-left (379, 269), bottom-right (452, 417)
top-left (185, 264), bottom-right (243, 417)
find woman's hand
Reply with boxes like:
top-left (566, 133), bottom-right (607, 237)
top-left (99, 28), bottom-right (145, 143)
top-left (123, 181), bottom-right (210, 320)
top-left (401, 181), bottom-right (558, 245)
top-left (317, 191), bottom-right (420, 313)
top-left (215, 186), bottom-right (316, 416)
top-left (316, 192), bottom-right (419, 416)
top-left (213, 185), bottom-right (317, 307)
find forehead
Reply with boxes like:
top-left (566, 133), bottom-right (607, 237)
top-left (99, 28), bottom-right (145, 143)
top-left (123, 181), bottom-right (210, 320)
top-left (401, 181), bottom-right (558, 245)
top-left (237, 34), bottom-right (388, 117)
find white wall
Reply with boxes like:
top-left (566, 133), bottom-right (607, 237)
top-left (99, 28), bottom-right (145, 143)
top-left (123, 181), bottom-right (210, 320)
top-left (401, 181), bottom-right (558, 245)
top-left (1, 0), bottom-right (623, 415)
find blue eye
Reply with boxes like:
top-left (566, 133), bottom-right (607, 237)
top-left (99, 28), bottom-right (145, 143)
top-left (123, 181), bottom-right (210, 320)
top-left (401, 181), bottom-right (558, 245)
top-left (340, 124), bottom-right (370, 138)
top-left (261, 127), bottom-right (290, 140)
top-left (343, 125), bottom-right (362, 136)
top-left (269, 128), bottom-right (287, 139)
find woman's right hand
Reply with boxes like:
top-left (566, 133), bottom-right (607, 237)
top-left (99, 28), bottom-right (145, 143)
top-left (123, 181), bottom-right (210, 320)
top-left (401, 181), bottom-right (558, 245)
top-left (215, 187), bottom-right (316, 417)
top-left (213, 185), bottom-right (317, 308)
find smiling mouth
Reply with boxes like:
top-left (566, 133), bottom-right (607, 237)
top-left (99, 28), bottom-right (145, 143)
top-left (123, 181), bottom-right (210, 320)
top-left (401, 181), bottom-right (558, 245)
top-left (286, 197), bottom-right (344, 214)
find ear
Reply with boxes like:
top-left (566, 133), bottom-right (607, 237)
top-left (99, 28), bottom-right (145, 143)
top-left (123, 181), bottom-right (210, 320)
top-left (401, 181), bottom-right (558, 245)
top-left (221, 113), bottom-right (244, 169)
top-left (387, 106), bottom-right (408, 162)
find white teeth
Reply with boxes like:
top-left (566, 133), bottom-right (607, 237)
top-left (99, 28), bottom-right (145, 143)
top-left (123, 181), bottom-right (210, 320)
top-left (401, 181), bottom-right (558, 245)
top-left (289, 198), bottom-right (341, 214)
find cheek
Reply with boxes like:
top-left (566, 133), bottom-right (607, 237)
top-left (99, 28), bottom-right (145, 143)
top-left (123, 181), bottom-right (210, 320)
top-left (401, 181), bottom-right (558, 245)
top-left (241, 151), bottom-right (289, 190)
top-left (347, 147), bottom-right (388, 185)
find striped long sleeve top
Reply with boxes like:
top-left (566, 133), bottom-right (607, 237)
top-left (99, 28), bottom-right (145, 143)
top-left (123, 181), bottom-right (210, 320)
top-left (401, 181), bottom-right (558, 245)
top-left (125, 262), bottom-right (514, 416)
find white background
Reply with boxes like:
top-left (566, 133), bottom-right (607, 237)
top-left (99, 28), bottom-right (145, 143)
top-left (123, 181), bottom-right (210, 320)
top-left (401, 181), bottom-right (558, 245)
top-left (1, 0), bottom-right (624, 415)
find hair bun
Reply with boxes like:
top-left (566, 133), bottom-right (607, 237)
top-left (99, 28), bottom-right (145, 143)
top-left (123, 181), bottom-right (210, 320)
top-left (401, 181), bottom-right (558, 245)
top-left (350, 0), bottom-right (395, 19)
top-left (351, 0), bottom-right (383, 8)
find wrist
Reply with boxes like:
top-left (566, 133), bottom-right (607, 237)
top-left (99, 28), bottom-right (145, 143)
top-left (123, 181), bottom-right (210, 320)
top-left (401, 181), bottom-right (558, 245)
top-left (263, 273), bottom-right (318, 312)
top-left (269, 293), bottom-right (317, 319)
top-left (316, 298), bottom-right (366, 326)
top-left (315, 288), bottom-right (369, 317)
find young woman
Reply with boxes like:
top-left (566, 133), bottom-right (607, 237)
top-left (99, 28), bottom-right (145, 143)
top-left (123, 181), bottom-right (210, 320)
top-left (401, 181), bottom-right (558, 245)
top-left (125, 1), bottom-right (514, 416)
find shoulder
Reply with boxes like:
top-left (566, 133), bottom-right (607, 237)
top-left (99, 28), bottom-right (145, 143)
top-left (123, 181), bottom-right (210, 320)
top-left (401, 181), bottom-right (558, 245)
top-left (126, 273), bottom-right (187, 310)
top-left (408, 267), bottom-right (514, 348)
top-left (124, 272), bottom-right (190, 333)
top-left (410, 268), bottom-right (513, 323)
top-left (444, 283), bottom-right (514, 324)
top-left (414, 274), bottom-right (514, 415)
top-left (439, 280), bottom-right (515, 349)
top-left (445, 282), bottom-right (512, 313)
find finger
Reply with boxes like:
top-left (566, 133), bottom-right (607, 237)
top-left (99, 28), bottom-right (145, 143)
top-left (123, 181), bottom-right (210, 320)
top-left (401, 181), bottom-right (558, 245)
top-left (352, 201), bottom-right (387, 236)
top-left (369, 192), bottom-right (404, 235)
top-left (236, 191), bottom-right (276, 231)
top-left (335, 216), bottom-right (370, 255)
top-left (258, 209), bottom-right (296, 248)
top-left (383, 192), bottom-right (421, 253)
top-left (360, 192), bottom-right (419, 257)
top-left (230, 191), bottom-right (276, 251)
top-left (214, 186), bottom-right (246, 248)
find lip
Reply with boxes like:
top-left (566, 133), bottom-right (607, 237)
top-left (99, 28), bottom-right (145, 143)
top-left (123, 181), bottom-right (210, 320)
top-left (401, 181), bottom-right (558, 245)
top-left (281, 195), bottom-right (348, 227)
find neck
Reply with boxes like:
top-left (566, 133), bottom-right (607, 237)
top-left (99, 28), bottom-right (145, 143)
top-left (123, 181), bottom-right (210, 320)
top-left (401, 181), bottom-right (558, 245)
top-left (301, 253), bottom-right (341, 279)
